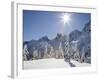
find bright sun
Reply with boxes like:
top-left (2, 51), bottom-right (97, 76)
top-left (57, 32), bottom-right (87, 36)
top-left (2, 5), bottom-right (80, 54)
top-left (61, 13), bottom-right (70, 25)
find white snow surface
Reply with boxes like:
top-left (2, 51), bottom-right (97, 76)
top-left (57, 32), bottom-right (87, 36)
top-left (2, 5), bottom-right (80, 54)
top-left (23, 58), bottom-right (90, 69)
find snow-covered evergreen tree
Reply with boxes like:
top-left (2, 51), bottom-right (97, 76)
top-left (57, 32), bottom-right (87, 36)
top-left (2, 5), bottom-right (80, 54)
top-left (23, 44), bottom-right (29, 61)
top-left (58, 42), bottom-right (64, 58)
top-left (49, 46), bottom-right (55, 58)
top-left (33, 50), bottom-right (38, 60)
top-left (43, 44), bottom-right (48, 58)
top-left (63, 36), bottom-right (71, 62)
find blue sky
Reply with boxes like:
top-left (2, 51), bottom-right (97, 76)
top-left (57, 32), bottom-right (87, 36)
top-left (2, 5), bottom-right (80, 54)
top-left (23, 10), bottom-right (90, 41)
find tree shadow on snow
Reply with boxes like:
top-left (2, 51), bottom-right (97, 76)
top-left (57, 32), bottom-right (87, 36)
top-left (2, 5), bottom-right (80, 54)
top-left (68, 62), bottom-right (76, 67)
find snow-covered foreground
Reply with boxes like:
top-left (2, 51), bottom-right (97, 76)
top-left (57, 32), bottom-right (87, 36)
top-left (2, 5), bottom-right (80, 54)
top-left (23, 58), bottom-right (90, 69)
top-left (71, 60), bottom-right (90, 67)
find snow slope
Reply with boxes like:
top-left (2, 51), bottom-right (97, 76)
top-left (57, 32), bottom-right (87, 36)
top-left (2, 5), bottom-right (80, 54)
top-left (23, 58), bottom-right (90, 69)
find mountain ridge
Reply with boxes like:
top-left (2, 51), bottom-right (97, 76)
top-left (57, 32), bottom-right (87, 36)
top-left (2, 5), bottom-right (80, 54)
top-left (23, 21), bottom-right (91, 63)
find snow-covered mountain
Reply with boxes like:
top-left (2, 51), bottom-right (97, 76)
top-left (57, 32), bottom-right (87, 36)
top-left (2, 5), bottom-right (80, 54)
top-left (69, 30), bottom-right (81, 42)
top-left (23, 21), bottom-right (91, 63)
top-left (23, 34), bottom-right (65, 60)
top-left (68, 21), bottom-right (91, 63)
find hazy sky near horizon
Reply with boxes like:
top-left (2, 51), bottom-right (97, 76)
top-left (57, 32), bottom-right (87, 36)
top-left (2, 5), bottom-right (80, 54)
top-left (23, 10), bottom-right (90, 41)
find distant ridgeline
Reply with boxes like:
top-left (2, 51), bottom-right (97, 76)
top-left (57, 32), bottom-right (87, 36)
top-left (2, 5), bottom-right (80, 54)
top-left (23, 21), bottom-right (91, 63)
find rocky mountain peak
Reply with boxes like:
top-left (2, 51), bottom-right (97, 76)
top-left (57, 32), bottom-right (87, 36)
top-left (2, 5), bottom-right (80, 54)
top-left (39, 36), bottom-right (49, 42)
